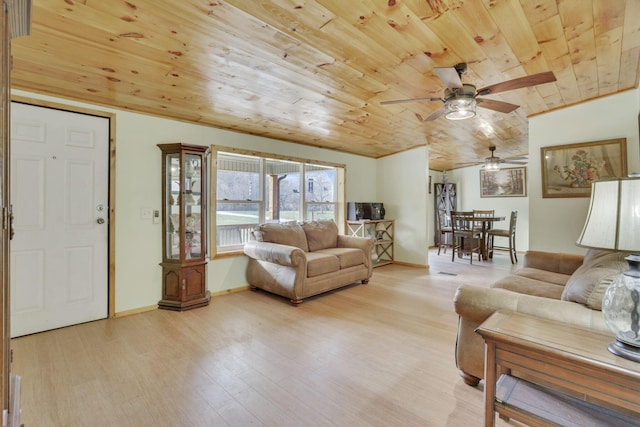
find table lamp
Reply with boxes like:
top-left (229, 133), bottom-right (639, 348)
top-left (375, 222), bottom-right (386, 240)
top-left (576, 176), bottom-right (640, 362)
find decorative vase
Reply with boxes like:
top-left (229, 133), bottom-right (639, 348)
top-left (570, 179), bottom-right (592, 188)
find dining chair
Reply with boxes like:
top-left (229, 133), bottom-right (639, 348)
top-left (487, 210), bottom-right (518, 264)
top-left (436, 209), bottom-right (453, 255)
top-left (450, 211), bottom-right (482, 264)
top-left (472, 209), bottom-right (495, 259)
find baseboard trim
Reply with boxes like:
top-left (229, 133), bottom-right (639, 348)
top-left (391, 261), bottom-right (428, 269)
top-left (210, 286), bottom-right (250, 297)
top-left (114, 304), bottom-right (157, 318)
top-left (113, 286), bottom-right (252, 318)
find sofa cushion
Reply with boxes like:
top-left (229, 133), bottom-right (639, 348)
top-left (252, 222), bottom-right (309, 251)
top-left (515, 267), bottom-right (572, 286)
top-left (561, 249), bottom-right (629, 309)
top-left (315, 247), bottom-right (365, 269)
top-left (305, 252), bottom-right (340, 277)
top-left (492, 275), bottom-right (565, 299)
top-left (301, 220), bottom-right (338, 252)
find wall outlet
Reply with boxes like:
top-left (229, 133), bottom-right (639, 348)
top-left (153, 210), bottom-right (160, 224)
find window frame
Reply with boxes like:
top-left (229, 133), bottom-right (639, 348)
top-left (210, 145), bottom-right (346, 256)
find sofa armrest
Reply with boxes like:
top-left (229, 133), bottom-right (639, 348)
top-left (453, 285), bottom-right (608, 332)
top-left (453, 284), bottom-right (609, 383)
top-left (522, 251), bottom-right (584, 276)
top-left (243, 240), bottom-right (306, 267)
top-left (337, 235), bottom-right (375, 271)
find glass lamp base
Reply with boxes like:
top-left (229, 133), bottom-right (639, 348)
top-left (608, 339), bottom-right (640, 363)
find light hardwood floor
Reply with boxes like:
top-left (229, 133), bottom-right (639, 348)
top-left (11, 249), bottom-right (521, 426)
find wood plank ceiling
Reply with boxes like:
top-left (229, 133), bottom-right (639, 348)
top-left (9, 0), bottom-right (640, 171)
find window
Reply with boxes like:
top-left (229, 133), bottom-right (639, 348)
top-left (305, 165), bottom-right (336, 221)
top-left (212, 146), bottom-right (345, 253)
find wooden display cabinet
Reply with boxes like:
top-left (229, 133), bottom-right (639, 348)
top-left (158, 143), bottom-right (210, 311)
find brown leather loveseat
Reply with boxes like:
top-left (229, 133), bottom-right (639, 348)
top-left (243, 220), bottom-right (374, 304)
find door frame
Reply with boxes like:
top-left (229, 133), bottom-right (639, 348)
top-left (11, 95), bottom-right (117, 318)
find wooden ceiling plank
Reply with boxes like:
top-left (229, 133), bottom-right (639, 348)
top-left (220, 1), bottom-right (424, 107)
top-left (449, 1), bottom-right (521, 76)
top-left (481, 0), bottom-right (541, 63)
top-left (423, 11), bottom-right (487, 65)
top-left (595, 27), bottom-right (623, 94)
top-left (520, 0), bottom-right (560, 26)
top-left (619, 46), bottom-right (640, 89)
top-left (594, 0), bottom-right (625, 93)
top-left (529, 14), bottom-right (581, 105)
top-left (558, 0), bottom-right (599, 100)
top-left (402, 0), bottom-right (444, 20)
top-left (622, 0), bottom-right (640, 51)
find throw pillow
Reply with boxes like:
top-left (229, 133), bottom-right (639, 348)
top-left (252, 222), bottom-right (309, 251)
top-left (301, 220), bottom-right (339, 252)
top-left (561, 249), bottom-right (629, 309)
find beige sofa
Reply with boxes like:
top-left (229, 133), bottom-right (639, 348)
top-left (453, 249), bottom-right (629, 386)
top-left (243, 220), bottom-right (374, 304)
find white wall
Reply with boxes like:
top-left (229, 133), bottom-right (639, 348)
top-left (529, 87), bottom-right (640, 254)
top-left (13, 90), bottom-right (378, 313)
top-left (377, 146), bottom-right (429, 267)
top-left (449, 166), bottom-right (529, 252)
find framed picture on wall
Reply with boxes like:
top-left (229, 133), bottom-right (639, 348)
top-left (480, 167), bottom-right (527, 197)
top-left (541, 138), bottom-right (627, 198)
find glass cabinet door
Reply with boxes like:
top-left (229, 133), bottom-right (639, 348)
top-left (184, 153), bottom-right (202, 259)
top-left (166, 153), bottom-right (181, 260)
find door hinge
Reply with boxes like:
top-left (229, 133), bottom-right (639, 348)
top-left (3, 206), bottom-right (14, 240)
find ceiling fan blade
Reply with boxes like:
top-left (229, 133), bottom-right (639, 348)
top-left (477, 71), bottom-right (556, 95)
top-left (502, 160), bottom-right (528, 165)
top-left (417, 107), bottom-right (447, 122)
top-left (477, 98), bottom-right (520, 113)
top-left (380, 97), bottom-right (442, 105)
top-left (434, 67), bottom-right (463, 89)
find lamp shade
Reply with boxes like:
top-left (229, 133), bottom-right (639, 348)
top-left (576, 177), bottom-right (640, 251)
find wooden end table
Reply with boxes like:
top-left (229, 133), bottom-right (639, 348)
top-left (476, 310), bottom-right (640, 426)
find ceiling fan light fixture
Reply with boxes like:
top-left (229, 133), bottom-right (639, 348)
top-left (484, 155), bottom-right (501, 170)
top-left (444, 97), bottom-right (476, 121)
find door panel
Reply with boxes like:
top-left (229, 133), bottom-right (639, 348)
top-left (12, 250), bottom-right (44, 313)
top-left (10, 102), bottom-right (109, 337)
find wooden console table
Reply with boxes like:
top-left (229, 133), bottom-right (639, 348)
top-left (476, 310), bottom-right (640, 426)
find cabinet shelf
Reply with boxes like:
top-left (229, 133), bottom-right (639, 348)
top-left (346, 219), bottom-right (394, 267)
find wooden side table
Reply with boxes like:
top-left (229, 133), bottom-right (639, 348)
top-left (476, 310), bottom-right (640, 426)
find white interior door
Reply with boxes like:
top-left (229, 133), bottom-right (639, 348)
top-left (10, 102), bottom-right (109, 337)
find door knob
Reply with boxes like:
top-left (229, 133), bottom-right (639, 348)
top-left (96, 218), bottom-right (105, 224)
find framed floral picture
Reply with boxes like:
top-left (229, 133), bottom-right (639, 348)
top-left (541, 138), bottom-right (627, 198)
top-left (480, 167), bottom-right (527, 197)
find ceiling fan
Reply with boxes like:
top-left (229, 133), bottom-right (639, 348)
top-left (483, 146), bottom-right (527, 170)
top-left (380, 63), bottom-right (557, 122)
top-left (454, 146), bottom-right (528, 170)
